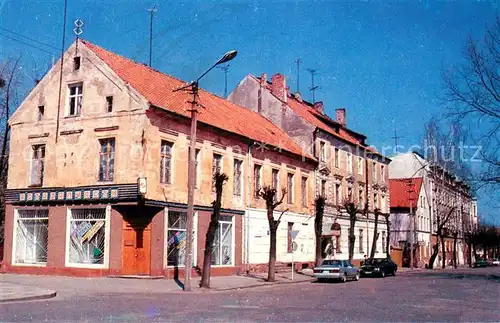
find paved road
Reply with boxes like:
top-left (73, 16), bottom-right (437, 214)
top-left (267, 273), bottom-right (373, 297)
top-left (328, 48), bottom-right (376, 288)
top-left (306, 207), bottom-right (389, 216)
top-left (1, 268), bottom-right (499, 322)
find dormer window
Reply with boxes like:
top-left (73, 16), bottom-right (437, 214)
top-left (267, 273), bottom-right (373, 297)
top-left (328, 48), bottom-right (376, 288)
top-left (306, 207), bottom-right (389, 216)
top-left (73, 57), bottom-right (81, 71)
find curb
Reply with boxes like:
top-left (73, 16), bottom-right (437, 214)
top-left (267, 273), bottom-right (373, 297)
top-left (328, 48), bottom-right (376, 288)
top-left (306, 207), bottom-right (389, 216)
top-left (0, 291), bottom-right (57, 303)
top-left (211, 278), bottom-right (314, 292)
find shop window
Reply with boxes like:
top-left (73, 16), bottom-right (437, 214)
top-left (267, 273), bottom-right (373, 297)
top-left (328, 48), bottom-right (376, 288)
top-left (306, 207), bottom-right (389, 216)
top-left (14, 209), bottom-right (49, 264)
top-left (212, 215), bottom-right (233, 265)
top-left (166, 210), bottom-right (196, 267)
top-left (68, 208), bottom-right (108, 266)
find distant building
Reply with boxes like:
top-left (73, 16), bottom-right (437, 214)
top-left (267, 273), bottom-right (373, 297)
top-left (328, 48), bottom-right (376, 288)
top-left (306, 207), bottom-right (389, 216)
top-left (389, 152), bottom-right (478, 268)
top-left (2, 40), bottom-right (317, 277)
top-left (229, 73), bottom-right (391, 265)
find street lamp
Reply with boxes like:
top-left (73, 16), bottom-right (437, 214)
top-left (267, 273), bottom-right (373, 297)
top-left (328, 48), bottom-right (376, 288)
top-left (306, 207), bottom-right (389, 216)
top-left (173, 50), bottom-right (238, 292)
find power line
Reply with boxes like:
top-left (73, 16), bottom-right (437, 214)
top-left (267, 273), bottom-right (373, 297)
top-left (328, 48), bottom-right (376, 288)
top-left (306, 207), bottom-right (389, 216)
top-left (0, 32), bottom-right (55, 56)
top-left (0, 27), bottom-right (59, 51)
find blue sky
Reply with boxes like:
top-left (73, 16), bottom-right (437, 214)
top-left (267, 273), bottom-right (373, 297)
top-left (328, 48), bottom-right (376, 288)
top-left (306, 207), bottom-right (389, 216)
top-left (1, 0), bottom-right (498, 224)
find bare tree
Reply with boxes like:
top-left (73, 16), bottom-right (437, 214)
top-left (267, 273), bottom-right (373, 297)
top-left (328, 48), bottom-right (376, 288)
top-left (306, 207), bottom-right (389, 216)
top-left (441, 17), bottom-right (499, 189)
top-left (339, 198), bottom-right (365, 262)
top-left (200, 172), bottom-right (228, 288)
top-left (314, 196), bottom-right (326, 267)
top-left (369, 208), bottom-right (380, 259)
top-left (382, 212), bottom-right (391, 259)
top-left (428, 194), bottom-right (456, 269)
top-left (257, 186), bottom-right (288, 282)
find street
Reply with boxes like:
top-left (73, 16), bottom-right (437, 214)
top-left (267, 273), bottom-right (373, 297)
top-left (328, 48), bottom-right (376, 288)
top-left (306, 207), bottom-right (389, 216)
top-left (1, 267), bottom-right (499, 322)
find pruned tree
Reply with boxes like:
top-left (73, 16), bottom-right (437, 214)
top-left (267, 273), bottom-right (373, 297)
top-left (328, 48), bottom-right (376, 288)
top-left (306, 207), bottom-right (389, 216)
top-left (428, 203), bottom-right (456, 269)
top-left (369, 208), bottom-right (380, 259)
top-left (314, 195), bottom-right (326, 267)
top-left (200, 172), bottom-right (228, 288)
top-left (441, 16), bottom-right (499, 190)
top-left (382, 212), bottom-right (391, 259)
top-left (257, 186), bottom-right (288, 282)
top-left (339, 197), bottom-right (364, 262)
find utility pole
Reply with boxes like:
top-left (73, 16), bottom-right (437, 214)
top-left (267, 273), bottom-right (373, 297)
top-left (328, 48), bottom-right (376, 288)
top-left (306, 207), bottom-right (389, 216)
top-left (148, 4), bottom-right (157, 67)
top-left (295, 58), bottom-right (301, 93)
top-left (407, 179), bottom-right (415, 269)
top-left (308, 68), bottom-right (319, 102)
top-left (217, 64), bottom-right (230, 98)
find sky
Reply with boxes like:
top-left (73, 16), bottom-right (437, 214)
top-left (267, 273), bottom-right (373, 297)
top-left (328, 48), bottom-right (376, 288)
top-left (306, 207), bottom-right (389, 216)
top-left (0, 0), bottom-right (498, 224)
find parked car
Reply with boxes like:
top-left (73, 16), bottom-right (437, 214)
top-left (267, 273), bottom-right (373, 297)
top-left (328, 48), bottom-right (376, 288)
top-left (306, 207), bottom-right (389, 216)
top-left (313, 259), bottom-right (360, 283)
top-left (491, 259), bottom-right (500, 266)
top-left (474, 259), bottom-right (489, 267)
top-left (360, 258), bottom-right (397, 277)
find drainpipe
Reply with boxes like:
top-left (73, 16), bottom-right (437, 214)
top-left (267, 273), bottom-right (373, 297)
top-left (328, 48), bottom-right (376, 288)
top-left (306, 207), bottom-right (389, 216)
top-left (245, 142), bottom-right (255, 273)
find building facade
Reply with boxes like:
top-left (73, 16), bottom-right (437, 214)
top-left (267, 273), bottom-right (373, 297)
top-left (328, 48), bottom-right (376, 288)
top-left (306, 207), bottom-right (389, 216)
top-left (389, 152), bottom-right (478, 267)
top-left (2, 40), bottom-right (317, 277)
top-left (229, 73), bottom-right (391, 265)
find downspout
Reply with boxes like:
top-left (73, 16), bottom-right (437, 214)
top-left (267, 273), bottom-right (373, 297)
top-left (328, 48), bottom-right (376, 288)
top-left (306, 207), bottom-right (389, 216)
top-left (245, 142), bottom-right (254, 273)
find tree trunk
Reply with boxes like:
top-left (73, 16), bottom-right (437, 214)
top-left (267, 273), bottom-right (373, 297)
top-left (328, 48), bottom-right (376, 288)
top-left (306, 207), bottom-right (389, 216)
top-left (268, 222), bottom-right (278, 282)
top-left (385, 216), bottom-right (391, 259)
top-left (428, 240), bottom-right (439, 269)
top-left (314, 197), bottom-right (325, 267)
top-left (452, 233), bottom-right (458, 268)
top-left (348, 215), bottom-right (356, 262)
top-left (314, 226), bottom-right (322, 267)
top-left (369, 212), bottom-right (379, 259)
top-left (440, 235), bottom-right (446, 269)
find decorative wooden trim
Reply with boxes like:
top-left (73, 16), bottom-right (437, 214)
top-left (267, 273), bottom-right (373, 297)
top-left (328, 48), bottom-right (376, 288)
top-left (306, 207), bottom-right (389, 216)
top-left (28, 133), bottom-right (50, 139)
top-left (211, 143), bottom-right (225, 150)
top-left (159, 128), bottom-right (179, 137)
top-left (60, 129), bottom-right (83, 136)
top-left (286, 165), bottom-right (297, 170)
top-left (94, 126), bottom-right (119, 132)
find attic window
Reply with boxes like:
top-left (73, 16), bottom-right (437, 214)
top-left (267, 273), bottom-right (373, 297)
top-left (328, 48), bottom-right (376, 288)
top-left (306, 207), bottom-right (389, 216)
top-left (37, 105), bottom-right (44, 121)
top-left (73, 57), bottom-right (81, 71)
top-left (106, 96), bottom-right (113, 113)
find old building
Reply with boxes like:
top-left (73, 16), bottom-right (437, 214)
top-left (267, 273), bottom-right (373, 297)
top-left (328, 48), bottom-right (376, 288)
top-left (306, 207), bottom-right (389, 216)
top-left (2, 40), bottom-right (317, 277)
top-left (389, 152), bottom-right (478, 267)
top-left (229, 74), bottom-right (391, 265)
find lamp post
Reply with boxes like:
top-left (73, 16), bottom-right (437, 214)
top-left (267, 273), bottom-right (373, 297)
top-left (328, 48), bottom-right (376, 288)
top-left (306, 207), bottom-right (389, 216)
top-left (174, 50), bottom-right (237, 291)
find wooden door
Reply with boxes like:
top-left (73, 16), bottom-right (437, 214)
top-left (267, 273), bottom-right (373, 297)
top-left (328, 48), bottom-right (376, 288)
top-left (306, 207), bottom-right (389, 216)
top-left (122, 219), bottom-right (151, 276)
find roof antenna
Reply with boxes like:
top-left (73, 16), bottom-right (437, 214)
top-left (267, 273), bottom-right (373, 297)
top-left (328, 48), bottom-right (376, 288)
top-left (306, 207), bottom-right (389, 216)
top-left (391, 129), bottom-right (405, 153)
top-left (217, 64), bottom-right (230, 98)
top-left (147, 4), bottom-right (158, 67)
top-left (308, 68), bottom-right (319, 102)
top-left (295, 58), bottom-right (301, 93)
top-left (73, 18), bottom-right (84, 54)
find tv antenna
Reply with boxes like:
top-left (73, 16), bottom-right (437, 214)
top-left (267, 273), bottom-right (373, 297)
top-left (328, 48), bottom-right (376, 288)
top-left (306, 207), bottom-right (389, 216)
top-left (295, 58), bottom-right (301, 93)
top-left (217, 64), bottom-right (230, 98)
top-left (147, 4), bottom-right (158, 67)
top-left (392, 129), bottom-right (405, 153)
top-left (308, 68), bottom-right (319, 102)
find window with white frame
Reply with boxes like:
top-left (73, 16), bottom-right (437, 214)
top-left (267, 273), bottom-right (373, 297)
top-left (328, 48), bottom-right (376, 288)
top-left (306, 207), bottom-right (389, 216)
top-left (358, 188), bottom-right (364, 209)
top-left (68, 208), bottom-right (107, 265)
top-left (301, 176), bottom-right (308, 207)
top-left (320, 141), bottom-right (326, 162)
top-left (272, 168), bottom-right (279, 202)
top-left (14, 209), bottom-right (49, 264)
top-left (287, 173), bottom-right (294, 204)
top-left (98, 138), bottom-right (115, 182)
top-left (233, 159), bottom-right (243, 196)
top-left (68, 83), bottom-right (83, 116)
top-left (166, 210), bottom-right (195, 267)
top-left (254, 164), bottom-right (262, 198)
top-left (334, 148), bottom-right (339, 168)
top-left (212, 215), bottom-right (234, 265)
top-left (347, 153), bottom-right (353, 174)
top-left (358, 157), bottom-right (363, 175)
top-left (160, 141), bottom-right (173, 184)
top-left (372, 161), bottom-right (377, 181)
top-left (30, 144), bottom-right (45, 186)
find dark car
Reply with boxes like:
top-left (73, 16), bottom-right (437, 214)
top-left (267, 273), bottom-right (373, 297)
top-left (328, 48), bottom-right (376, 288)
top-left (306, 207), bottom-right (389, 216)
top-left (360, 258), bottom-right (397, 277)
top-left (474, 259), bottom-right (489, 267)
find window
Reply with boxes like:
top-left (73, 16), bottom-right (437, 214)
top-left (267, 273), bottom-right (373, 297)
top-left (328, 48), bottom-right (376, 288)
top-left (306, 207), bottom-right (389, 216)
top-left (287, 173), bottom-right (294, 204)
top-left (334, 148), bottom-right (339, 168)
top-left (382, 231), bottom-right (386, 253)
top-left (68, 208), bottom-right (107, 266)
top-left (374, 192), bottom-right (378, 209)
top-left (372, 161), bottom-right (377, 181)
top-left (335, 231), bottom-right (341, 253)
top-left (359, 229), bottom-right (364, 253)
top-left (212, 215), bottom-right (233, 265)
top-left (68, 83), bottom-right (83, 116)
top-left (272, 169), bottom-right (279, 190)
top-left (348, 187), bottom-right (353, 201)
top-left (287, 222), bottom-right (294, 253)
top-left (321, 179), bottom-right (326, 198)
top-left (14, 209), bottom-right (49, 264)
top-left (160, 141), bottom-right (173, 184)
top-left (254, 164), bottom-right (261, 198)
top-left (358, 157), bottom-right (363, 175)
top-left (381, 165), bottom-right (385, 182)
top-left (347, 153), bottom-right (353, 174)
top-left (73, 56), bottom-right (81, 71)
top-left (166, 210), bottom-right (195, 267)
top-left (106, 96), bottom-right (113, 113)
top-left (212, 153), bottom-right (223, 191)
top-left (301, 177), bottom-right (308, 207)
top-left (30, 144), bottom-right (45, 186)
top-left (381, 195), bottom-right (386, 212)
top-left (320, 141), bottom-right (326, 162)
top-left (192, 148), bottom-right (200, 188)
top-left (37, 105), bottom-right (44, 121)
top-left (358, 189), bottom-right (364, 209)
top-left (98, 138), bottom-right (115, 182)
top-left (233, 159), bottom-right (243, 196)
top-left (335, 183), bottom-right (341, 205)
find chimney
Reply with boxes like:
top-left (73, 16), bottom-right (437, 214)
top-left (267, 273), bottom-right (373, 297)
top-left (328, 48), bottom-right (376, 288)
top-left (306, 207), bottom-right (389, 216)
top-left (313, 101), bottom-right (324, 114)
top-left (336, 108), bottom-right (346, 127)
top-left (294, 92), bottom-right (302, 103)
top-left (271, 73), bottom-right (287, 102)
top-left (260, 73), bottom-right (267, 86)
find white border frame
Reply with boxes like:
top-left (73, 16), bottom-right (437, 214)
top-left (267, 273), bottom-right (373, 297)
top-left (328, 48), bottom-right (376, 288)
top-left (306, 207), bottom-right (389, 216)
top-left (163, 207), bottom-right (198, 268)
top-left (212, 215), bottom-right (236, 267)
top-left (64, 205), bottom-right (111, 269)
top-left (67, 82), bottom-right (84, 117)
top-left (159, 139), bottom-right (175, 186)
top-left (11, 207), bottom-right (49, 267)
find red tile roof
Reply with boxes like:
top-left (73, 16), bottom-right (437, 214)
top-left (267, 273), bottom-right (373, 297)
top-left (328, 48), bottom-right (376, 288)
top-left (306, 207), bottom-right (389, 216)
top-left (389, 178), bottom-right (424, 209)
top-left (251, 75), bottom-right (383, 156)
top-left (81, 40), bottom-right (311, 159)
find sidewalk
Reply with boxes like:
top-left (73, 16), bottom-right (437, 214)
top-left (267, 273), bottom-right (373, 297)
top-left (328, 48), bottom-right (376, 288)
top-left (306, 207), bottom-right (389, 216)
top-left (0, 271), bottom-right (313, 300)
top-left (0, 281), bottom-right (56, 303)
